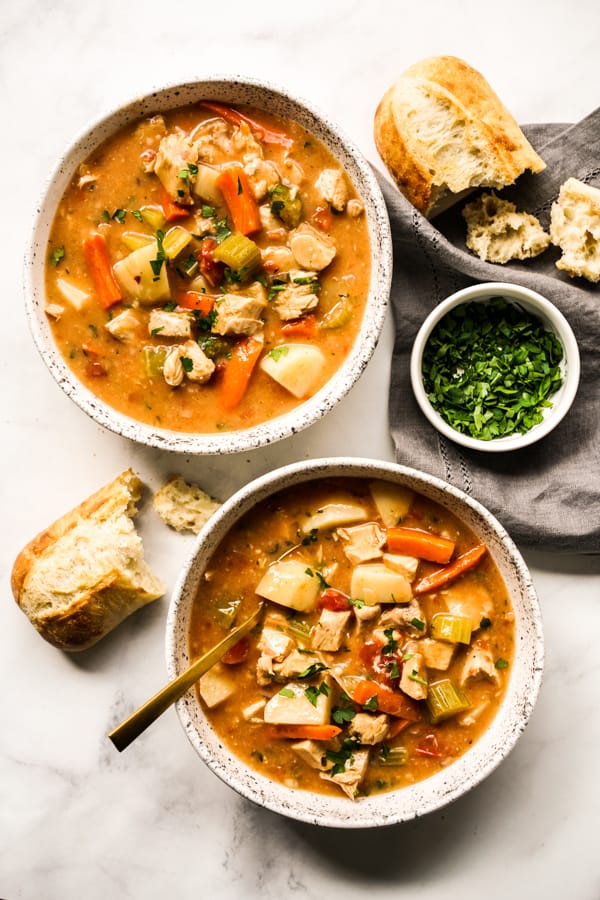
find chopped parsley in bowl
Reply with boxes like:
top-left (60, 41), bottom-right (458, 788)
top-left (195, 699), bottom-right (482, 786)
top-left (410, 282), bottom-right (580, 452)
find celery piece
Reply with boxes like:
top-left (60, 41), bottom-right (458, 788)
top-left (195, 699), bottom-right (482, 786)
top-left (214, 598), bottom-right (241, 629)
top-left (430, 613), bottom-right (472, 645)
top-left (427, 679), bottom-right (470, 724)
top-left (270, 184), bottom-right (302, 228)
top-left (198, 336), bottom-right (232, 360)
top-left (143, 345), bottom-right (167, 377)
top-left (122, 231), bottom-right (155, 252)
top-left (163, 225), bottom-right (193, 260)
top-left (140, 204), bottom-right (166, 230)
top-left (213, 232), bottom-right (261, 276)
top-left (319, 295), bottom-right (353, 330)
top-left (376, 746), bottom-right (409, 767)
top-left (286, 619), bottom-right (313, 642)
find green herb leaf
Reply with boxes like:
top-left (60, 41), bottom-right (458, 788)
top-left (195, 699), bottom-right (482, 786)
top-left (112, 208), bottom-right (126, 224)
top-left (301, 528), bottom-right (318, 546)
top-left (421, 297), bottom-right (564, 440)
top-left (180, 356), bottom-right (193, 373)
top-left (332, 705), bottom-right (356, 725)
top-left (279, 687), bottom-right (295, 698)
top-left (50, 246), bottom-right (65, 267)
top-left (297, 662), bottom-right (328, 679)
top-left (349, 598), bottom-right (366, 609)
top-left (131, 209), bottom-right (143, 222)
top-left (480, 617), bottom-right (492, 629)
top-left (495, 658), bottom-right (509, 669)
top-left (410, 617), bottom-right (425, 631)
top-left (201, 204), bottom-right (215, 218)
top-left (381, 628), bottom-right (398, 656)
top-left (268, 346), bottom-right (290, 362)
top-left (364, 694), bottom-right (379, 711)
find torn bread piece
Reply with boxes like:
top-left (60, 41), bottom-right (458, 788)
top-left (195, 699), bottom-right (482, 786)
top-left (550, 177), bottom-right (600, 282)
top-left (11, 469), bottom-right (164, 652)
top-left (153, 475), bottom-right (221, 534)
top-left (463, 192), bottom-right (550, 263)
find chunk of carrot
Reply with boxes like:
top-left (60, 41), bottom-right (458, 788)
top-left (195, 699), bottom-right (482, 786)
top-left (216, 166), bottom-right (261, 236)
top-left (159, 185), bottom-right (190, 223)
top-left (413, 543), bottom-right (488, 595)
top-left (352, 680), bottom-right (421, 721)
top-left (220, 336), bottom-right (263, 411)
top-left (176, 291), bottom-right (215, 316)
top-left (269, 724), bottom-right (341, 741)
top-left (385, 526), bottom-right (455, 564)
top-left (200, 101), bottom-right (294, 149)
top-left (82, 233), bottom-right (122, 310)
top-left (281, 315), bottom-right (318, 339)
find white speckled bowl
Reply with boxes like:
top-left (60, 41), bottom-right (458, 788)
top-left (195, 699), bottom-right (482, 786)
top-left (166, 457), bottom-right (544, 828)
top-left (24, 78), bottom-right (392, 454)
top-left (410, 282), bottom-right (580, 452)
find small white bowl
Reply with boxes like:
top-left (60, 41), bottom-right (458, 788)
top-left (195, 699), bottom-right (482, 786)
top-left (410, 282), bottom-right (580, 452)
top-left (166, 457), bottom-right (543, 828)
top-left (24, 77), bottom-right (392, 455)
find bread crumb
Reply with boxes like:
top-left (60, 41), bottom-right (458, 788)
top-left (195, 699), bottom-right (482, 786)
top-left (550, 177), bottom-right (600, 282)
top-left (463, 192), bottom-right (550, 263)
top-left (153, 476), bottom-right (221, 534)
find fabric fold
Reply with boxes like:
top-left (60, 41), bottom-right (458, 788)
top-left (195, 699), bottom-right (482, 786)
top-left (381, 110), bottom-right (600, 553)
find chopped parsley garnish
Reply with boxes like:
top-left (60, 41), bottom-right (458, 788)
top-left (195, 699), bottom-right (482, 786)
top-left (279, 687), bottom-right (295, 698)
top-left (304, 683), bottom-right (330, 707)
top-left (50, 246), bottom-right (65, 266)
top-left (410, 617), bottom-right (425, 631)
top-left (325, 738), bottom-right (359, 775)
top-left (201, 204), bottom-right (215, 218)
top-left (381, 628), bottom-right (398, 656)
top-left (349, 598), bottom-right (366, 609)
top-left (301, 528), bottom-right (319, 546)
top-left (480, 617), bottom-right (492, 629)
top-left (387, 660), bottom-right (400, 680)
top-left (267, 282), bottom-right (287, 301)
top-left (495, 658), bottom-right (509, 669)
top-left (297, 662), bottom-right (328, 679)
top-left (150, 327), bottom-right (164, 336)
top-left (112, 208), bottom-right (127, 224)
top-left (214, 218), bottom-right (232, 243)
top-left (237, 176), bottom-right (243, 195)
top-left (163, 301), bottom-right (177, 312)
top-left (314, 569), bottom-right (330, 589)
top-left (178, 163), bottom-right (199, 186)
top-left (192, 307), bottom-right (218, 333)
top-left (268, 346), bottom-right (290, 362)
top-left (363, 694), bottom-right (379, 711)
top-left (131, 209), bottom-right (143, 222)
top-left (150, 229), bottom-right (166, 278)
top-left (422, 297), bottom-right (564, 440)
top-left (179, 356), bottom-right (193, 373)
top-left (407, 670), bottom-right (428, 686)
top-left (332, 704), bottom-right (356, 725)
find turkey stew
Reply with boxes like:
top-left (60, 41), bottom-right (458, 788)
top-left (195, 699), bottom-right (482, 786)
top-left (189, 477), bottom-right (514, 800)
top-left (44, 102), bottom-right (371, 433)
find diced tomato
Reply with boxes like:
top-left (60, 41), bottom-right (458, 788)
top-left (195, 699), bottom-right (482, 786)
top-left (319, 589), bottom-right (351, 611)
top-left (221, 636), bottom-right (250, 665)
top-left (359, 639), bottom-right (403, 687)
top-left (198, 238), bottom-right (223, 287)
top-left (85, 360), bottom-right (108, 377)
top-left (312, 205), bottom-right (332, 232)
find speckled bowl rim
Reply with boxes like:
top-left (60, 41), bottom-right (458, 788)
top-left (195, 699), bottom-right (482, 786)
top-left (409, 281), bottom-right (581, 453)
top-left (24, 76), bottom-right (392, 454)
top-left (166, 457), bottom-right (544, 828)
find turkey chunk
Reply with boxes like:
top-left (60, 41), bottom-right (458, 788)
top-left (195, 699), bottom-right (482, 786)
top-left (311, 609), bottom-right (351, 651)
top-left (292, 740), bottom-right (332, 771)
top-left (460, 640), bottom-right (500, 686)
top-left (104, 309), bottom-right (142, 341)
top-left (257, 627), bottom-right (294, 663)
top-left (154, 130), bottom-right (198, 204)
top-left (349, 712), bottom-right (390, 746)
top-left (289, 222), bottom-right (336, 271)
top-left (177, 340), bottom-right (215, 383)
top-left (320, 748), bottom-right (370, 799)
top-left (315, 168), bottom-right (350, 212)
top-left (337, 522), bottom-right (386, 565)
top-left (379, 599), bottom-right (426, 637)
top-left (212, 293), bottom-right (267, 335)
top-left (400, 651), bottom-right (428, 700)
top-left (148, 309), bottom-right (193, 339)
top-left (244, 157), bottom-right (280, 200)
top-left (272, 273), bottom-right (320, 321)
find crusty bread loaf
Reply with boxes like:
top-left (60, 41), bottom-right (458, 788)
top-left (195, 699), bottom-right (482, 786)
top-left (374, 56), bottom-right (546, 217)
top-left (11, 469), bottom-right (164, 651)
top-left (153, 476), bottom-right (221, 534)
top-left (550, 177), bottom-right (600, 282)
top-left (463, 192), bottom-right (550, 263)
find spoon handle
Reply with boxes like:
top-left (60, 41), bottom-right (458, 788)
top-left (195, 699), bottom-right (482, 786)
top-left (108, 603), bottom-right (264, 752)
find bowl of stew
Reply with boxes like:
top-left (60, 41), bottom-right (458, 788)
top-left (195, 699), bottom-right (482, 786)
top-left (25, 78), bottom-right (392, 453)
top-left (410, 282), bottom-right (580, 452)
top-left (166, 457), bottom-right (543, 828)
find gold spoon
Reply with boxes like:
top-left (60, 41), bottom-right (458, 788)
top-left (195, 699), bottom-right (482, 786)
top-left (108, 603), bottom-right (264, 752)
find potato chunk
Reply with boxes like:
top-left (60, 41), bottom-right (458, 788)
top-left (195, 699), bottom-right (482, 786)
top-left (368, 480), bottom-right (414, 526)
top-left (113, 241), bottom-right (170, 304)
top-left (255, 560), bottom-right (321, 612)
top-left (199, 662), bottom-right (236, 709)
top-left (263, 681), bottom-right (332, 725)
top-left (351, 563), bottom-right (412, 605)
top-left (299, 496), bottom-right (368, 534)
top-left (259, 343), bottom-right (325, 398)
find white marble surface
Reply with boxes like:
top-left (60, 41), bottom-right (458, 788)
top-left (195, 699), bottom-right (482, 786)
top-left (1, 2), bottom-right (599, 897)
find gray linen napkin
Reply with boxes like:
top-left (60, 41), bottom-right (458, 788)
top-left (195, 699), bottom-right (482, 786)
top-left (381, 109), bottom-right (600, 554)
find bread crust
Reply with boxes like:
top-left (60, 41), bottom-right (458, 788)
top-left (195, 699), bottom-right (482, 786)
top-left (374, 56), bottom-right (546, 216)
top-left (11, 469), bottom-right (164, 652)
